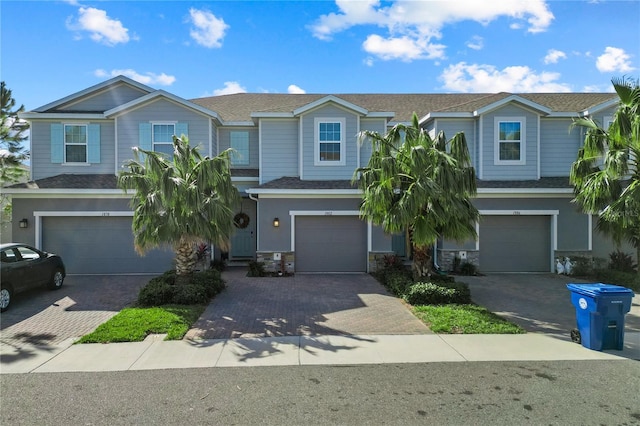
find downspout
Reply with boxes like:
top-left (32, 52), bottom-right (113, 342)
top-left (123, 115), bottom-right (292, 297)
top-left (433, 242), bottom-right (440, 271)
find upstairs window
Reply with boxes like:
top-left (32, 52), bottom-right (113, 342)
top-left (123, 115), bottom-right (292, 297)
top-left (152, 123), bottom-right (175, 158)
top-left (230, 131), bottom-right (250, 166)
top-left (494, 118), bottom-right (525, 165)
top-left (315, 118), bottom-right (345, 166)
top-left (64, 124), bottom-right (87, 163)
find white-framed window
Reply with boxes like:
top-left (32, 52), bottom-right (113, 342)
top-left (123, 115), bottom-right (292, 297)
top-left (494, 117), bottom-right (526, 165)
top-left (152, 123), bottom-right (175, 157)
top-left (230, 131), bottom-right (250, 166)
top-left (64, 124), bottom-right (87, 163)
top-left (314, 117), bottom-right (346, 166)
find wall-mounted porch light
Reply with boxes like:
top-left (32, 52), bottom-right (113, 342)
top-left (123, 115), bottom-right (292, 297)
top-left (273, 217), bottom-right (280, 228)
top-left (19, 218), bottom-right (28, 229)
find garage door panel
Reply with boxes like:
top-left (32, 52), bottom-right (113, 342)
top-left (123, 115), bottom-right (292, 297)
top-left (480, 215), bottom-right (550, 273)
top-left (296, 216), bottom-right (366, 273)
top-left (43, 217), bottom-right (174, 274)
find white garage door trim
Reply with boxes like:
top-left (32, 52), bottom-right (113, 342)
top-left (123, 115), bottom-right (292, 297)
top-left (289, 210), bottom-right (372, 272)
top-left (478, 209), bottom-right (559, 273)
top-left (33, 210), bottom-right (133, 249)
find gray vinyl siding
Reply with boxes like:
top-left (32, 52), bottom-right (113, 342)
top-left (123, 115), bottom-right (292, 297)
top-left (540, 118), bottom-right (580, 177)
top-left (57, 84), bottom-right (148, 112)
top-left (30, 120), bottom-right (115, 180)
top-left (359, 118), bottom-right (386, 168)
top-left (301, 105), bottom-right (359, 180)
top-left (218, 127), bottom-right (259, 169)
top-left (480, 105), bottom-right (539, 180)
top-left (260, 119), bottom-right (299, 184)
top-left (435, 119), bottom-right (477, 168)
top-left (115, 98), bottom-right (211, 168)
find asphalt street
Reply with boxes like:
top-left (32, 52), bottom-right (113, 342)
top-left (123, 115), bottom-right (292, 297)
top-left (2, 360), bottom-right (639, 425)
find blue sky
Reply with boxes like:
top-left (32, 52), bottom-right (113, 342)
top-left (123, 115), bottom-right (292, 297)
top-left (1, 0), bottom-right (638, 112)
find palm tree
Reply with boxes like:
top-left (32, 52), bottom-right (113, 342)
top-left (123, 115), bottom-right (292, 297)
top-left (570, 77), bottom-right (640, 275)
top-left (354, 113), bottom-right (479, 278)
top-left (118, 135), bottom-right (239, 283)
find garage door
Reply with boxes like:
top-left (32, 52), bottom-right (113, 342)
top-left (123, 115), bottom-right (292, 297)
top-left (479, 215), bottom-right (550, 273)
top-left (42, 216), bottom-right (174, 274)
top-left (295, 216), bottom-right (367, 273)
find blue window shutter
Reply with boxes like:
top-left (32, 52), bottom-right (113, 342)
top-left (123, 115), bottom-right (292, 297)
top-left (51, 123), bottom-right (63, 163)
top-left (175, 122), bottom-right (188, 140)
top-left (87, 124), bottom-right (100, 163)
top-left (139, 123), bottom-right (152, 150)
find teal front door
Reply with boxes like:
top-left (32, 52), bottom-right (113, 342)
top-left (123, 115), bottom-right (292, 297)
top-left (230, 226), bottom-right (254, 258)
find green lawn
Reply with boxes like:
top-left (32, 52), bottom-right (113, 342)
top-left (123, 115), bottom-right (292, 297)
top-left (412, 304), bottom-right (526, 334)
top-left (76, 305), bottom-right (206, 343)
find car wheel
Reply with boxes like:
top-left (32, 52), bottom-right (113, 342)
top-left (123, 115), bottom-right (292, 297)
top-left (49, 269), bottom-right (64, 290)
top-left (0, 287), bottom-right (11, 312)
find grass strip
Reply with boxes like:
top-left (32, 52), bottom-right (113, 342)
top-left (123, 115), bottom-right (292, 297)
top-left (76, 305), bottom-right (206, 343)
top-left (412, 304), bottom-right (525, 334)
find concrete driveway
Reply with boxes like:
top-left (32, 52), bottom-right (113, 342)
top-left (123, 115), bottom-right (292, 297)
top-left (458, 273), bottom-right (640, 334)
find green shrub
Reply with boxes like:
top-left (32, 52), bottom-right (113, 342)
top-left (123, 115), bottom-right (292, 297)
top-left (609, 250), bottom-right (637, 273)
top-left (592, 269), bottom-right (639, 292)
top-left (210, 258), bottom-right (226, 272)
top-left (171, 284), bottom-right (209, 305)
top-left (429, 273), bottom-right (455, 284)
top-left (386, 271), bottom-right (413, 296)
top-left (137, 269), bottom-right (226, 307)
top-left (247, 260), bottom-right (266, 277)
top-left (190, 269), bottom-right (226, 297)
top-left (138, 279), bottom-right (175, 306)
top-left (459, 262), bottom-right (477, 276)
top-left (403, 281), bottom-right (471, 306)
top-left (570, 256), bottom-right (594, 276)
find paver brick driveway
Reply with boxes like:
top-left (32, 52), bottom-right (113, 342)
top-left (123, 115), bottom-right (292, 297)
top-left (0, 275), bottom-right (149, 348)
top-left (458, 273), bottom-right (640, 334)
top-left (186, 268), bottom-right (431, 340)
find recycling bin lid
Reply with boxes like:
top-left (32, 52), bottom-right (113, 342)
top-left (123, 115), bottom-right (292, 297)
top-left (566, 283), bottom-right (635, 297)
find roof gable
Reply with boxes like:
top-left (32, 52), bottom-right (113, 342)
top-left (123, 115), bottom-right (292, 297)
top-left (33, 76), bottom-right (154, 112)
top-left (105, 90), bottom-right (221, 120)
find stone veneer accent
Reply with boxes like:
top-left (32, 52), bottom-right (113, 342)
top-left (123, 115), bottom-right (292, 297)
top-left (256, 251), bottom-right (295, 274)
top-left (368, 252), bottom-right (395, 273)
top-left (437, 249), bottom-right (480, 273)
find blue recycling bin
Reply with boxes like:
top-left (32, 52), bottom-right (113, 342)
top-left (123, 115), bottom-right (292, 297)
top-left (566, 283), bottom-right (635, 351)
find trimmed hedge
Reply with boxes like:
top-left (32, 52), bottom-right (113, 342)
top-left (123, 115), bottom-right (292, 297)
top-left (137, 269), bottom-right (226, 307)
top-left (403, 281), bottom-right (471, 306)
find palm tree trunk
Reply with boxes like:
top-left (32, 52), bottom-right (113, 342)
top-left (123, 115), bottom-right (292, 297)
top-left (175, 238), bottom-right (196, 285)
top-left (412, 244), bottom-right (432, 280)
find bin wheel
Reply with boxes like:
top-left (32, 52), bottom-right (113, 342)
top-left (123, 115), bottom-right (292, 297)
top-left (570, 328), bottom-right (581, 344)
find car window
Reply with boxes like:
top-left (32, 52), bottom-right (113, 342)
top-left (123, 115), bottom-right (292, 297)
top-left (16, 246), bottom-right (41, 261)
top-left (1, 248), bottom-right (20, 263)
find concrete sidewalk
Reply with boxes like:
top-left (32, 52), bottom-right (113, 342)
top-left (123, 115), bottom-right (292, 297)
top-left (1, 332), bottom-right (638, 374)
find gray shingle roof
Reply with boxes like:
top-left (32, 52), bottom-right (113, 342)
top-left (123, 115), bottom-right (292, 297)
top-left (476, 177), bottom-right (571, 189)
top-left (190, 92), bottom-right (618, 123)
top-left (9, 174), bottom-right (119, 189)
top-left (8, 170), bottom-right (260, 189)
top-left (256, 177), bottom-right (357, 190)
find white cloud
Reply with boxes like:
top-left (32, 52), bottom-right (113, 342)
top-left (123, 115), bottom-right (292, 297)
top-left (94, 69), bottom-right (176, 86)
top-left (596, 47), bottom-right (634, 73)
top-left (310, 0), bottom-right (553, 62)
top-left (188, 8), bottom-right (228, 48)
top-left (363, 34), bottom-right (445, 61)
top-left (287, 84), bottom-right (306, 94)
top-left (213, 81), bottom-right (246, 96)
top-left (440, 62), bottom-right (571, 93)
top-left (466, 35), bottom-right (484, 50)
top-left (66, 7), bottom-right (130, 46)
top-left (544, 49), bottom-right (567, 64)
